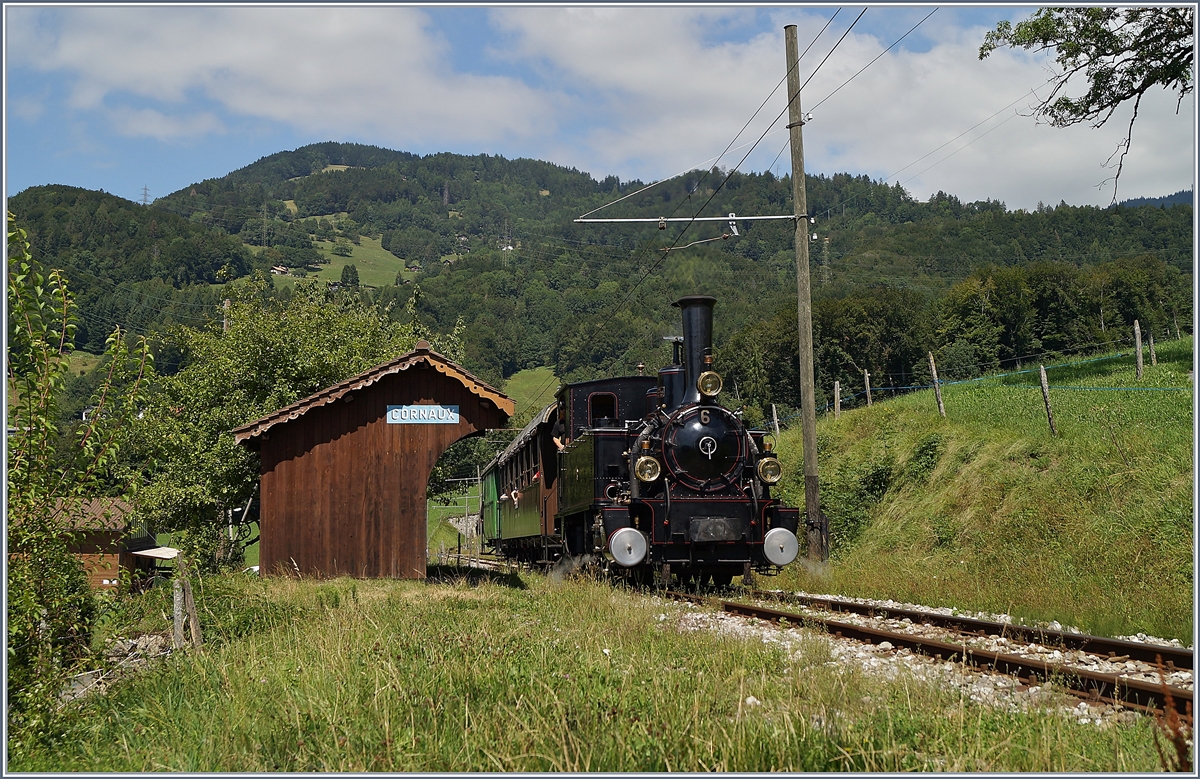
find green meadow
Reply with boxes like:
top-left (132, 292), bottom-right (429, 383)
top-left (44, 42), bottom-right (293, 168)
top-left (774, 336), bottom-right (1193, 640)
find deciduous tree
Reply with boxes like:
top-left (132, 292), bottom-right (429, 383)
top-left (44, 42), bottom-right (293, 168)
top-left (980, 7), bottom-right (1195, 201)
top-left (6, 214), bottom-right (151, 749)
top-left (127, 275), bottom-right (463, 567)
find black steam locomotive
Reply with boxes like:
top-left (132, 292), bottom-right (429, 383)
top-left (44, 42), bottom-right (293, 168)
top-left (480, 295), bottom-right (800, 585)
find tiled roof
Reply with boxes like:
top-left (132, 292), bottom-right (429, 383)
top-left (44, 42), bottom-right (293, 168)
top-left (231, 341), bottom-right (514, 446)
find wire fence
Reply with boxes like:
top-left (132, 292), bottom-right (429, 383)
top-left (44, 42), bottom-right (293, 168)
top-left (776, 337), bottom-right (1192, 427)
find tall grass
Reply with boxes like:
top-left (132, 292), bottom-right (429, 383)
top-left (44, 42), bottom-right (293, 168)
top-left (15, 573), bottom-right (1163, 771)
top-left (775, 337), bottom-right (1193, 639)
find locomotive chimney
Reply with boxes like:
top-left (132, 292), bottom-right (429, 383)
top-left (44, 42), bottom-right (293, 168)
top-left (672, 295), bottom-right (716, 405)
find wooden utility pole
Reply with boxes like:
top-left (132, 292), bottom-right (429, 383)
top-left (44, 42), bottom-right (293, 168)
top-left (771, 403), bottom-right (781, 438)
top-left (785, 25), bottom-right (824, 562)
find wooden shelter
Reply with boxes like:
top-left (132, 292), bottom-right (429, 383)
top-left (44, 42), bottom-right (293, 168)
top-left (232, 341), bottom-right (513, 579)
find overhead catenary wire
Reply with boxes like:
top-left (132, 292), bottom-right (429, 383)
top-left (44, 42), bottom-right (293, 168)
top-left (520, 13), bottom-right (862, 411)
top-left (571, 6), bottom-right (1032, 381)
top-left (807, 8), bottom-right (938, 114)
top-left (578, 9), bottom-right (842, 221)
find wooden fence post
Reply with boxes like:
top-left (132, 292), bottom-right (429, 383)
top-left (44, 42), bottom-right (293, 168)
top-left (863, 369), bottom-right (872, 407)
top-left (1134, 320), bottom-right (1143, 380)
top-left (1039, 365), bottom-right (1057, 436)
top-left (183, 579), bottom-right (203, 649)
top-left (928, 351), bottom-right (945, 418)
top-left (771, 403), bottom-right (781, 437)
top-left (1149, 333), bottom-right (1157, 366)
top-left (173, 558), bottom-right (203, 649)
top-left (172, 578), bottom-right (185, 649)
top-left (833, 381), bottom-right (841, 418)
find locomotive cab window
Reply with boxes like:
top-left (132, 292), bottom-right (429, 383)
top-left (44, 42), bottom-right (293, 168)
top-left (589, 393), bottom-right (617, 426)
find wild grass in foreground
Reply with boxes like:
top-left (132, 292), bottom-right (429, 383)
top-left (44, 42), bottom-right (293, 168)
top-left (775, 337), bottom-right (1193, 640)
top-left (14, 573), bottom-right (1164, 772)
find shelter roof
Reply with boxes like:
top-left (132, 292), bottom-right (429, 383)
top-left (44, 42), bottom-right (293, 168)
top-left (231, 341), bottom-right (514, 447)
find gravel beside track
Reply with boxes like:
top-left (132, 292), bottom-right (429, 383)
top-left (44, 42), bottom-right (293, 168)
top-left (655, 592), bottom-right (1194, 727)
top-left (753, 590), bottom-right (1193, 689)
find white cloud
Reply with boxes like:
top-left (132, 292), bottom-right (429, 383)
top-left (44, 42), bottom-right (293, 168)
top-left (6, 6), bottom-right (1192, 208)
top-left (8, 7), bottom-right (561, 146)
top-left (491, 7), bottom-right (1193, 208)
top-left (106, 106), bottom-right (225, 141)
top-left (11, 95), bottom-right (44, 122)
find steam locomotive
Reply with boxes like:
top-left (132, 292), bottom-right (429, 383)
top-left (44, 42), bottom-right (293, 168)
top-left (480, 295), bottom-right (800, 585)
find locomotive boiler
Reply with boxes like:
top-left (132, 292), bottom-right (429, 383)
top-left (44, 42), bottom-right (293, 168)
top-left (481, 295), bottom-right (800, 585)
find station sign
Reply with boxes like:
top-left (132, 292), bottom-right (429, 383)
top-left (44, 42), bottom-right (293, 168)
top-left (386, 404), bottom-right (460, 424)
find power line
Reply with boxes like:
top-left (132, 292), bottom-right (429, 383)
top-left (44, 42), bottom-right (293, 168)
top-left (885, 78), bottom-right (1055, 183)
top-left (521, 18), bottom-right (860, 411)
top-left (897, 111), bottom-right (1022, 189)
top-left (808, 8), bottom-right (938, 113)
top-left (578, 10), bottom-right (842, 221)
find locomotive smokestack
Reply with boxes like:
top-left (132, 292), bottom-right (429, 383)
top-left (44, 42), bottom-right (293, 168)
top-left (672, 295), bottom-right (716, 405)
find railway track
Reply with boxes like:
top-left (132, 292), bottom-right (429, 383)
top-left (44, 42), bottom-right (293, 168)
top-left (749, 589), bottom-right (1194, 671)
top-left (666, 590), bottom-right (1194, 719)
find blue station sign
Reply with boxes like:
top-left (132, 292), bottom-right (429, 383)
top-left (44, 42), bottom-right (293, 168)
top-left (386, 404), bottom-right (460, 424)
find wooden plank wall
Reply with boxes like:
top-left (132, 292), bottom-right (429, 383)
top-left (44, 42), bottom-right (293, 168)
top-left (258, 364), bottom-right (507, 579)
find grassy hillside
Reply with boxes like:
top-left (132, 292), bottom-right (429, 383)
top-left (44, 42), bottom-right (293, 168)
top-left (773, 336), bottom-right (1193, 640)
top-left (307, 235), bottom-right (414, 288)
top-left (502, 366), bottom-right (560, 423)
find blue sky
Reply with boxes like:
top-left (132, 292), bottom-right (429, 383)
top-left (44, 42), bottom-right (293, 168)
top-left (5, 5), bottom-right (1195, 210)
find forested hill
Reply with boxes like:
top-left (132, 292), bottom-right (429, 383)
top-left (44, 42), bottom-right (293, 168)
top-left (8, 141), bottom-right (1193, 386)
top-left (8, 185), bottom-right (252, 353)
top-left (1119, 189), bottom-right (1193, 209)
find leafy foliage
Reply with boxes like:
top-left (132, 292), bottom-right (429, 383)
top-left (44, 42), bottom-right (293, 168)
top-left (6, 213), bottom-right (151, 751)
top-left (7, 187), bottom-right (253, 352)
top-left (718, 254), bottom-right (1190, 422)
top-left (9, 143), bottom-right (1193, 391)
top-left (980, 7), bottom-right (1195, 127)
top-left (125, 274), bottom-right (464, 566)
top-left (980, 7), bottom-right (1195, 200)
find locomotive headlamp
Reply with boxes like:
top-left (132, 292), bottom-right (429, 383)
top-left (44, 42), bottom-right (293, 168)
top-left (756, 456), bottom-right (783, 484)
top-left (697, 370), bottom-right (723, 398)
top-left (635, 455), bottom-right (662, 482)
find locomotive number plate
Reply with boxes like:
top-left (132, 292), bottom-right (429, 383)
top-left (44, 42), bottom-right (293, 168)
top-left (387, 405), bottom-right (460, 424)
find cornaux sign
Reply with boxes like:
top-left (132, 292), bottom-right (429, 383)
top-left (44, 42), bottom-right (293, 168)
top-left (386, 404), bottom-right (460, 424)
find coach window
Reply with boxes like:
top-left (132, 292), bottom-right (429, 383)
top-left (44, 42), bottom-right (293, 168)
top-left (589, 392), bottom-right (617, 426)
